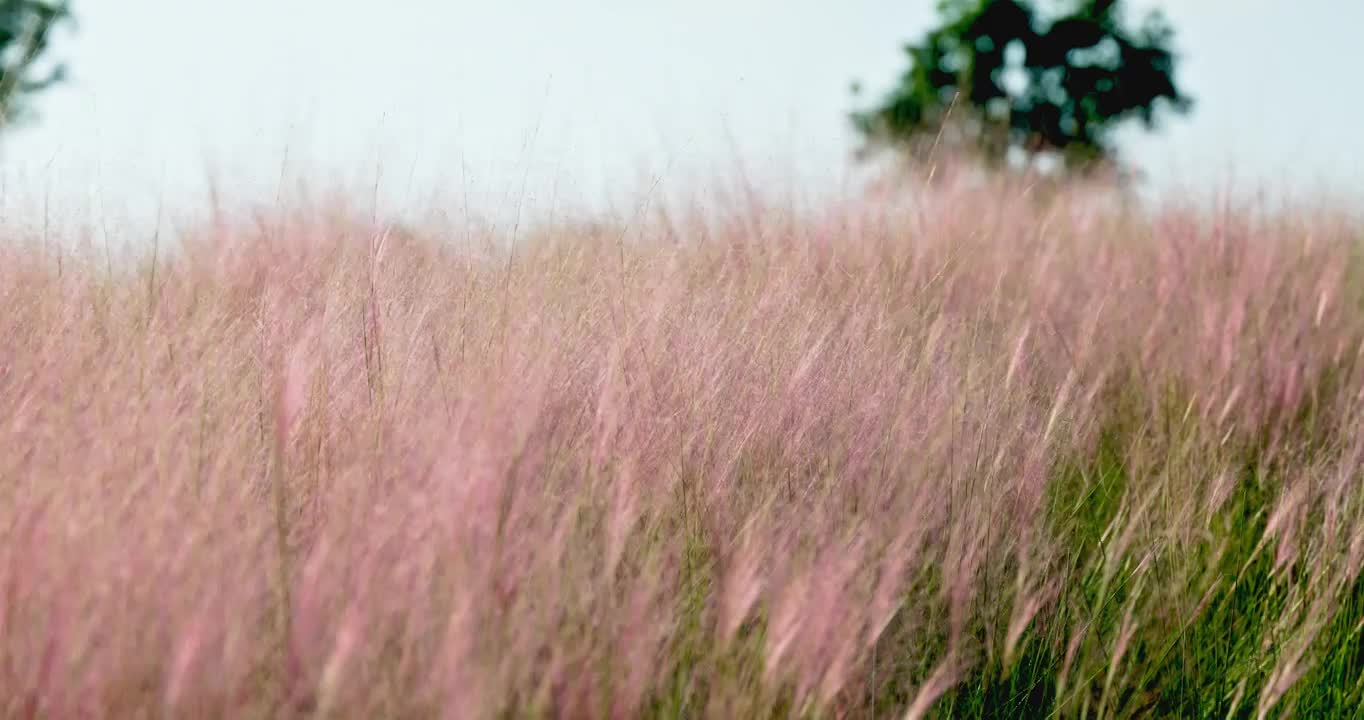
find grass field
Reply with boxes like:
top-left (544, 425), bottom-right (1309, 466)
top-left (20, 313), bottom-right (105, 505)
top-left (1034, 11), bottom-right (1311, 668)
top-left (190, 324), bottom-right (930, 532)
top-left (2, 169), bottom-right (1363, 718)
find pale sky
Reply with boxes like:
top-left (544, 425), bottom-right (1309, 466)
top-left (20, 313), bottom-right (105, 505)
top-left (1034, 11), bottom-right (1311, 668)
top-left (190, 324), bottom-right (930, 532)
top-left (1, 0), bottom-right (1360, 232)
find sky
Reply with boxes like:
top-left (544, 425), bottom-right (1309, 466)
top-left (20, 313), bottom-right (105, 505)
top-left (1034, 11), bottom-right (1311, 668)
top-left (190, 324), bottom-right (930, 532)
top-left (1, 0), bottom-right (1361, 232)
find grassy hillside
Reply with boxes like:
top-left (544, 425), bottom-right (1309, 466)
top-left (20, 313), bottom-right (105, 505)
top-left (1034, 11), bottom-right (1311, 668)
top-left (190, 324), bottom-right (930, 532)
top-left (2, 172), bottom-right (1363, 718)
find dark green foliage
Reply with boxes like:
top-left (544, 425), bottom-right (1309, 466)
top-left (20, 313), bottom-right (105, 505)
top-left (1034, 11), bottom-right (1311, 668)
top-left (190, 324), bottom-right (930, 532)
top-left (851, 0), bottom-right (1191, 172)
top-left (1292, 575), bottom-right (1364, 718)
top-left (940, 636), bottom-right (1059, 718)
top-left (0, 0), bottom-right (70, 128)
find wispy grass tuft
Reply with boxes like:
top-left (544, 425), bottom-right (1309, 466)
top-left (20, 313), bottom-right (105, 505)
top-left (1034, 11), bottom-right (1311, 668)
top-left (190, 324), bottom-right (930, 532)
top-left (1, 171), bottom-right (1362, 718)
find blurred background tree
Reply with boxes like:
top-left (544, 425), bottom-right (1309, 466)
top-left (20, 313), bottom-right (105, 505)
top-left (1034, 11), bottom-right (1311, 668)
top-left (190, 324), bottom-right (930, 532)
top-left (0, 0), bottom-right (71, 130)
top-left (851, 0), bottom-right (1191, 176)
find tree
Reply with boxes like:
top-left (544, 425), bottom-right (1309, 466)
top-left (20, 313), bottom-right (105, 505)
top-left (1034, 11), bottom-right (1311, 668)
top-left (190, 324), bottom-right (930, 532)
top-left (0, 0), bottom-right (71, 129)
top-left (851, 0), bottom-right (1191, 174)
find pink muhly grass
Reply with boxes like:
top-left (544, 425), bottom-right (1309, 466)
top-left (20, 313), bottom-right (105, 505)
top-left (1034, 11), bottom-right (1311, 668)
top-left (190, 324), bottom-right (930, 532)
top-left (0, 173), bottom-right (1362, 717)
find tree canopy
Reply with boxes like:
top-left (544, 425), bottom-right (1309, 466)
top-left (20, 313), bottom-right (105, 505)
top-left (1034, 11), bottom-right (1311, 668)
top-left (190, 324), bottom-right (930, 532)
top-left (0, 0), bottom-right (71, 129)
top-left (851, 0), bottom-right (1191, 173)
